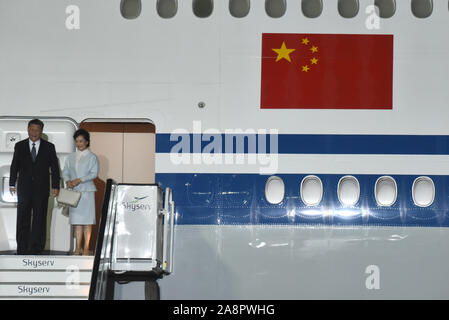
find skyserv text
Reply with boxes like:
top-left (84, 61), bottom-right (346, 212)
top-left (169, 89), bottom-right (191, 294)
top-left (18, 285), bottom-right (50, 296)
top-left (122, 202), bottom-right (151, 212)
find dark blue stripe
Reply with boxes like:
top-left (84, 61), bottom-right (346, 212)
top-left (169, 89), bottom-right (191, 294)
top-left (156, 173), bottom-right (449, 227)
top-left (156, 133), bottom-right (449, 155)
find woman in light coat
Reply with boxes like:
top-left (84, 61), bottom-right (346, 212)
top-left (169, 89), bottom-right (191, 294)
top-left (62, 129), bottom-right (99, 256)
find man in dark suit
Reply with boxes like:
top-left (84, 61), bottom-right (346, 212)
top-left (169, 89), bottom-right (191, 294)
top-left (9, 119), bottom-right (60, 255)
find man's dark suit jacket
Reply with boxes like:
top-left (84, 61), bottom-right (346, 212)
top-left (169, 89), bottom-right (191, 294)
top-left (9, 138), bottom-right (60, 197)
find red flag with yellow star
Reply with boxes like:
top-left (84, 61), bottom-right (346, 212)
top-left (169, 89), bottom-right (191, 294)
top-left (260, 33), bottom-right (393, 109)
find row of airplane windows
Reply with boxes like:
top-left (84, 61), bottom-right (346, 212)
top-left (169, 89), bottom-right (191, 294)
top-left (265, 175), bottom-right (435, 208)
top-left (121, 0), bottom-right (440, 20)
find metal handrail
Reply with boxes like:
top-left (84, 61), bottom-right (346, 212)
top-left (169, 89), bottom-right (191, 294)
top-left (88, 178), bottom-right (115, 300)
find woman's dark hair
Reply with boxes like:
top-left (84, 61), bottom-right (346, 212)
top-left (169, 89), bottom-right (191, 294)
top-left (28, 119), bottom-right (44, 130)
top-left (73, 128), bottom-right (90, 147)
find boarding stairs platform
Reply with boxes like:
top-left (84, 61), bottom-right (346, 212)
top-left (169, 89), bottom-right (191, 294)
top-left (0, 255), bottom-right (93, 300)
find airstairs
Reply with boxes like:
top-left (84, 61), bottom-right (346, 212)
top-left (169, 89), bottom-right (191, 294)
top-left (0, 255), bottom-right (93, 300)
top-left (0, 179), bottom-right (175, 300)
top-left (0, 179), bottom-right (174, 300)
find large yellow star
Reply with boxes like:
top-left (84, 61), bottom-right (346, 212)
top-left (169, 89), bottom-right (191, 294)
top-left (272, 42), bottom-right (296, 62)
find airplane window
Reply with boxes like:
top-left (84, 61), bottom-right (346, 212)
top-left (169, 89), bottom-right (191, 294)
top-left (265, 0), bottom-right (287, 18)
top-left (412, 176), bottom-right (435, 207)
top-left (374, 0), bottom-right (396, 18)
top-left (374, 176), bottom-right (397, 207)
top-left (157, 0), bottom-right (178, 18)
top-left (300, 175), bottom-right (323, 206)
top-left (301, 0), bottom-right (323, 18)
top-left (229, 0), bottom-right (250, 18)
top-left (411, 0), bottom-right (433, 18)
top-left (120, 0), bottom-right (142, 19)
top-left (265, 176), bottom-right (285, 204)
top-left (193, 0), bottom-right (214, 18)
top-left (338, 0), bottom-right (359, 18)
top-left (337, 176), bottom-right (360, 206)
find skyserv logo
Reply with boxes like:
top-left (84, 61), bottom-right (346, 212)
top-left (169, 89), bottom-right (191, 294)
top-left (122, 196), bottom-right (151, 212)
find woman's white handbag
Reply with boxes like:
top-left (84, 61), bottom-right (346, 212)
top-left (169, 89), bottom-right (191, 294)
top-left (53, 197), bottom-right (69, 217)
top-left (57, 188), bottom-right (81, 208)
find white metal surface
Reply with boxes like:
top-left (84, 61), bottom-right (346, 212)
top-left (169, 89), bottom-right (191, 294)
top-left (111, 185), bottom-right (163, 271)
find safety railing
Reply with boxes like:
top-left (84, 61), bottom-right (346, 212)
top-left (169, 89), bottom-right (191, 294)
top-left (89, 180), bottom-right (175, 300)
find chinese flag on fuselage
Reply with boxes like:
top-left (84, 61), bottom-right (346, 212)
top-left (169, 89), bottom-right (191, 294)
top-left (260, 33), bottom-right (393, 109)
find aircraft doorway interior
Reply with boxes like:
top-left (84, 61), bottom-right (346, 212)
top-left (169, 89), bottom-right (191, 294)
top-left (80, 119), bottom-right (156, 252)
top-left (0, 117), bottom-right (155, 255)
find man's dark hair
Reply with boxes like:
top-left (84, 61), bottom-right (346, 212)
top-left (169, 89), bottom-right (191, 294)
top-left (73, 128), bottom-right (90, 148)
top-left (28, 119), bottom-right (44, 130)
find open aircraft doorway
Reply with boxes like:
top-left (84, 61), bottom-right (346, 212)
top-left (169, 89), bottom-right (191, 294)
top-left (0, 117), bottom-right (155, 255)
top-left (0, 117), bottom-right (159, 300)
top-left (79, 119), bottom-right (156, 253)
top-left (0, 116), bottom-right (78, 254)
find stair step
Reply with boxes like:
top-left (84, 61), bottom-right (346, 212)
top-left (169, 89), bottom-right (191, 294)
top-left (0, 297), bottom-right (88, 300)
top-left (0, 255), bottom-right (93, 300)
top-left (0, 284), bottom-right (90, 298)
top-left (0, 255), bottom-right (94, 271)
top-left (0, 271), bottom-right (92, 283)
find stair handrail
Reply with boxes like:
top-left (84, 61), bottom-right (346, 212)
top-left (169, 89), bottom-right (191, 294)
top-left (88, 178), bottom-right (115, 300)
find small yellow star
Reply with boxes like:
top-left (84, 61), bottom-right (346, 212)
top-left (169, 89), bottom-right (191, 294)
top-left (272, 42), bottom-right (296, 62)
top-left (301, 38), bottom-right (310, 45)
top-left (301, 65), bottom-right (310, 72)
top-left (310, 46), bottom-right (318, 53)
top-left (310, 57), bottom-right (318, 64)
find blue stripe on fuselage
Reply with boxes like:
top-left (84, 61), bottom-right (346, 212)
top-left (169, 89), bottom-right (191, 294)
top-left (156, 173), bottom-right (449, 227)
top-left (156, 133), bottom-right (449, 155)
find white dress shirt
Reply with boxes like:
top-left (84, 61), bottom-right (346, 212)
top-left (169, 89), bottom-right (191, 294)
top-left (29, 139), bottom-right (40, 155)
top-left (10, 139), bottom-right (41, 191)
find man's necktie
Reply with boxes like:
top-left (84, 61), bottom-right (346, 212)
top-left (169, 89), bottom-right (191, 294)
top-left (31, 143), bottom-right (36, 162)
